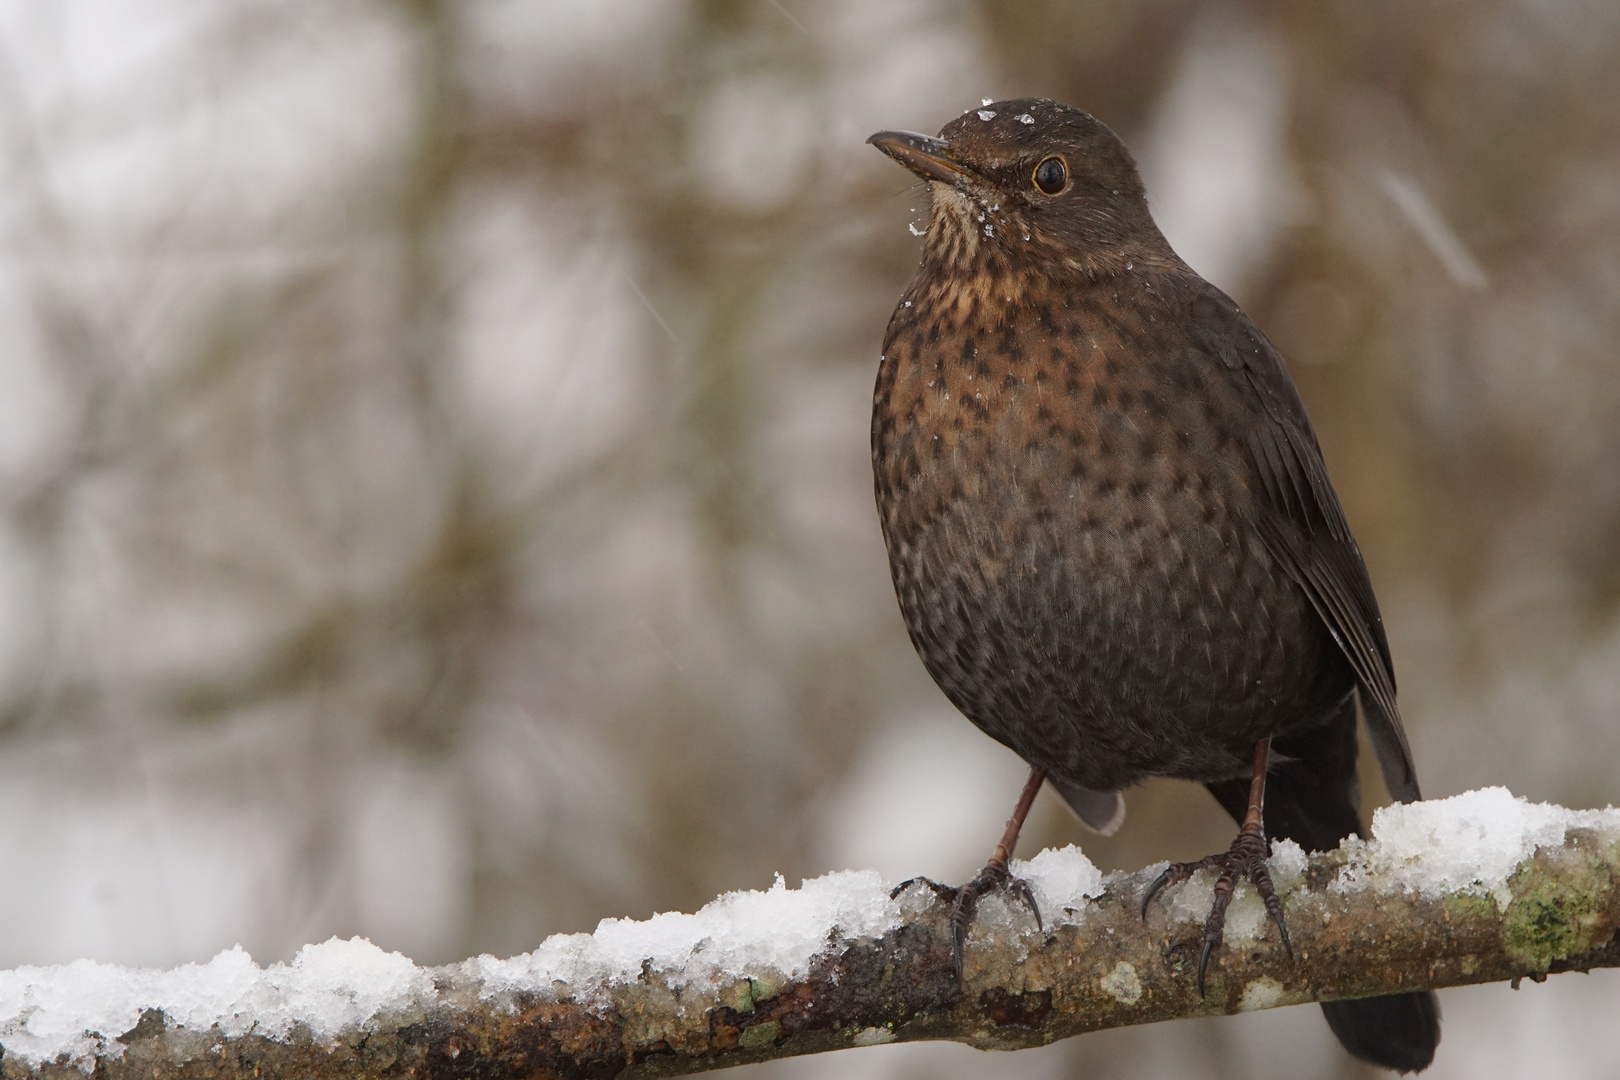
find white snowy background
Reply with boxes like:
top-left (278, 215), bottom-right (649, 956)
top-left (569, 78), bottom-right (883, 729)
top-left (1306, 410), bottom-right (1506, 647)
top-left (1, 0), bottom-right (1619, 1077)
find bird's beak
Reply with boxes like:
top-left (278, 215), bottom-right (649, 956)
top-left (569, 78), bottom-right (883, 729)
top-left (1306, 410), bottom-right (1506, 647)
top-left (867, 130), bottom-right (970, 185)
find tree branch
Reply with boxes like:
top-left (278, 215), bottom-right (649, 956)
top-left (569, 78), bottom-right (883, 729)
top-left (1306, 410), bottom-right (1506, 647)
top-left (2, 789), bottom-right (1617, 1079)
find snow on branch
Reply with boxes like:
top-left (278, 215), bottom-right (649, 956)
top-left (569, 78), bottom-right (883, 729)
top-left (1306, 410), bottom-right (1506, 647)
top-left (3, 788), bottom-right (1619, 1079)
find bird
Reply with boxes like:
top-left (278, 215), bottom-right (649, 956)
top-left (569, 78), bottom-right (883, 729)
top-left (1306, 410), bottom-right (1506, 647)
top-left (867, 98), bottom-right (1440, 1073)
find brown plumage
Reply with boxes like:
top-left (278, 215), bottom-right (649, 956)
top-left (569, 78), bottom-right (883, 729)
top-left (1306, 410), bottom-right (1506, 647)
top-left (869, 98), bottom-right (1439, 1073)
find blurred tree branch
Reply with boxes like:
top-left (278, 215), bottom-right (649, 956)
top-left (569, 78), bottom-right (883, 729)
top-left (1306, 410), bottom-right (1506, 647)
top-left (5, 823), bottom-right (1619, 1079)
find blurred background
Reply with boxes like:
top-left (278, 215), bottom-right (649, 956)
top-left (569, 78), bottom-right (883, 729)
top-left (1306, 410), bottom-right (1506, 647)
top-left (1, 0), bottom-right (1618, 1076)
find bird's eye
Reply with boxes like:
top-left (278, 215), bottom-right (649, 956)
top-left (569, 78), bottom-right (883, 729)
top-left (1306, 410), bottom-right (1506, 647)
top-left (1032, 156), bottom-right (1067, 196)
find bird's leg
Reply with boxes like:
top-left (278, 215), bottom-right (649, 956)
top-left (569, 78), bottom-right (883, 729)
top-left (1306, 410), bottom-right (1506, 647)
top-left (950, 764), bottom-right (1047, 973)
top-left (891, 765), bottom-right (1046, 978)
top-left (1140, 739), bottom-right (1292, 995)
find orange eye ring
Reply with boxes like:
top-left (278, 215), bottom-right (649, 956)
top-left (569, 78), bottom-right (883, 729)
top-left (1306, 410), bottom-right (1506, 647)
top-left (1032, 156), bottom-right (1068, 195)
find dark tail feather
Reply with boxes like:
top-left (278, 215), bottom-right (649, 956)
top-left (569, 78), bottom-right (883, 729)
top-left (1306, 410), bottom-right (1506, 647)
top-left (1205, 692), bottom-right (1364, 853)
top-left (1204, 694), bottom-right (1441, 1073)
top-left (1321, 994), bottom-right (1441, 1074)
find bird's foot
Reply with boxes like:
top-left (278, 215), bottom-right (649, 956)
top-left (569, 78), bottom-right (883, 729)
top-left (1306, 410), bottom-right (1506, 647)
top-left (890, 875), bottom-right (959, 905)
top-left (1140, 821), bottom-right (1292, 996)
top-left (892, 862), bottom-right (1042, 979)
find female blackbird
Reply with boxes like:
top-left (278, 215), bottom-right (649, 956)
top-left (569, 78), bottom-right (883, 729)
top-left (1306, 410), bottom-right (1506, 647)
top-left (869, 98), bottom-right (1439, 1073)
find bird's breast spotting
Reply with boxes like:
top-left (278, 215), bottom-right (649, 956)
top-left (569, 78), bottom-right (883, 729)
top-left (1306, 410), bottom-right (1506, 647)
top-left (873, 279), bottom-right (1339, 785)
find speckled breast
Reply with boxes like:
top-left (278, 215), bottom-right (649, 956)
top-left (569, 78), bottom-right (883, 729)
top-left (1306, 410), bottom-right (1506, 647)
top-left (871, 270), bottom-right (1353, 790)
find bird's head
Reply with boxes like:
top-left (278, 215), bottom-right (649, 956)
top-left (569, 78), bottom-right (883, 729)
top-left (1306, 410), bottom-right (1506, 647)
top-left (869, 98), bottom-right (1174, 279)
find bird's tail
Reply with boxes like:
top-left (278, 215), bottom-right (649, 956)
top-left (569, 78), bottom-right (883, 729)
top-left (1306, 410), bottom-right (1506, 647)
top-left (1204, 694), bottom-right (1440, 1074)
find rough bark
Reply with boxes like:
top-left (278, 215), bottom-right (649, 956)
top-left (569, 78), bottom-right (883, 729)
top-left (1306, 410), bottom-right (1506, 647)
top-left (4, 824), bottom-right (1619, 1080)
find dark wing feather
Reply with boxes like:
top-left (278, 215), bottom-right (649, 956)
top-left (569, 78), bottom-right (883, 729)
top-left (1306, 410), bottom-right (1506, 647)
top-left (1188, 285), bottom-right (1421, 803)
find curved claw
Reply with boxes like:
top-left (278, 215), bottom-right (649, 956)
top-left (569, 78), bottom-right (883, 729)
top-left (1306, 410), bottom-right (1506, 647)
top-left (1257, 880), bottom-right (1296, 958)
top-left (936, 861), bottom-right (1046, 980)
top-left (890, 875), bottom-right (959, 904)
top-left (1008, 876), bottom-right (1043, 932)
top-left (1194, 874), bottom-right (1237, 999)
top-left (1140, 866), bottom-right (1178, 918)
top-left (1144, 831), bottom-right (1293, 998)
top-left (950, 906), bottom-right (970, 980)
top-left (1197, 934), bottom-right (1217, 998)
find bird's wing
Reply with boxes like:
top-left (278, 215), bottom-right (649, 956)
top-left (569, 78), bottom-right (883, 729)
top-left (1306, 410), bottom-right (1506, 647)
top-left (1188, 285), bottom-right (1421, 803)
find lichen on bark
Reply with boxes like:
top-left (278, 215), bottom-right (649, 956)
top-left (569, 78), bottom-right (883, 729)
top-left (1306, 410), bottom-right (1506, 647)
top-left (4, 804), bottom-right (1620, 1080)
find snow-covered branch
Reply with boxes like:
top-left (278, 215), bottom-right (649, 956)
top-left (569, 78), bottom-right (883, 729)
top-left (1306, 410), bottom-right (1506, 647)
top-left (3, 788), bottom-right (1618, 1079)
